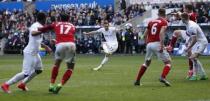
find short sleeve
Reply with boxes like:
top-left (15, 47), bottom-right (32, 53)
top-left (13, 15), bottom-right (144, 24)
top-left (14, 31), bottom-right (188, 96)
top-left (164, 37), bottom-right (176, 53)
top-left (147, 21), bottom-right (150, 29)
top-left (29, 23), bottom-right (43, 32)
top-left (162, 20), bottom-right (168, 27)
top-left (29, 24), bottom-right (38, 32)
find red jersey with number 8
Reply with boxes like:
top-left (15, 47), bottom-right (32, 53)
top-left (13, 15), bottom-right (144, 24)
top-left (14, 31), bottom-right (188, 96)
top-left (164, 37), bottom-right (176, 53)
top-left (146, 18), bottom-right (168, 43)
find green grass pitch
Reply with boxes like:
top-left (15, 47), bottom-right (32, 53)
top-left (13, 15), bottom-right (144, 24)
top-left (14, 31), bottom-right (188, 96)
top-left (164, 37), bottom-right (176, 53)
top-left (0, 54), bottom-right (209, 101)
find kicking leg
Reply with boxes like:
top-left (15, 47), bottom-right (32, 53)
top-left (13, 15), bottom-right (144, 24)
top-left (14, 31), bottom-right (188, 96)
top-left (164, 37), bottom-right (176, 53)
top-left (93, 54), bottom-right (109, 71)
top-left (1, 72), bottom-right (26, 93)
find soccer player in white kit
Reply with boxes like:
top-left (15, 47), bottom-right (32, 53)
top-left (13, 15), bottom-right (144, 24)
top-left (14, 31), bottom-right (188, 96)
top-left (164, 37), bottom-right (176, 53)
top-left (1, 13), bottom-right (51, 93)
top-left (181, 13), bottom-right (208, 80)
top-left (166, 4), bottom-right (197, 79)
top-left (83, 20), bottom-right (119, 71)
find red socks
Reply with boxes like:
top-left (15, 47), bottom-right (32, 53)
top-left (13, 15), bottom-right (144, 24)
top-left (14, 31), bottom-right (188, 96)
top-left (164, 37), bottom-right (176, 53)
top-left (170, 36), bottom-right (177, 48)
top-left (136, 64), bottom-right (147, 81)
top-left (161, 64), bottom-right (171, 79)
top-left (51, 65), bottom-right (59, 84)
top-left (188, 59), bottom-right (193, 70)
top-left (51, 65), bottom-right (74, 86)
top-left (61, 69), bottom-right (73, 85)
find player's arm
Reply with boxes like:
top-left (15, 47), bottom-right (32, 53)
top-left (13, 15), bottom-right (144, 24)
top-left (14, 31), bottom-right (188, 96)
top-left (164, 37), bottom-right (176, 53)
top-left (185, 35), bottom-right (197, 52)
top-left (83, 28), bottom-right (101, 35)
top-left (159, 26), bottom-right (167, 52)
top-left (185, 27), bottom-right (197, 52)
top-left (144, 21), bottom-right (152, 44)
top-left (143, 28), bottom-right (148, 44)
top-left (83, 31), bottom-right (98, 35)
top-left (41, 43), bottom-right (52, 54)
top-left (115, 25), bottom-right (124, 32)
top-left (31, 31), bottom-right (42, 36)
top-left (38, 24), bottom-right (54, 32)
top-left (31, 24), bottom-right (54, 36)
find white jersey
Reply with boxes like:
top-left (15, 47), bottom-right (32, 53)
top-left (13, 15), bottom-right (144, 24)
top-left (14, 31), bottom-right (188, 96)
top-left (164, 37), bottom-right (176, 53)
top-left (23, 22), bottom-right (43, 55)
top-left (96, 27), bottom-right (118, 44)
top-left (186, 21), bottom-right (208, 43)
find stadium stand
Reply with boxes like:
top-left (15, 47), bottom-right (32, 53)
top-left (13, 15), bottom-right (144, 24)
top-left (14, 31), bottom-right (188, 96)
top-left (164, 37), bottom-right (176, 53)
top-left (0, 0), bottom-right (209, 55)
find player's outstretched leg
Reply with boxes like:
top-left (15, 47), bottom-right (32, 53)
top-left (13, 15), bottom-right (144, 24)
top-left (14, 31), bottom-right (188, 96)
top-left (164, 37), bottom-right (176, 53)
top-left (93, 55), bottom-right (109, 71)
top-left (1, 83), bottom-right (11, 93)
top-left (1, 72), bottom-right (26, 93)
top-left (159, 64), bottom-right (171, 86)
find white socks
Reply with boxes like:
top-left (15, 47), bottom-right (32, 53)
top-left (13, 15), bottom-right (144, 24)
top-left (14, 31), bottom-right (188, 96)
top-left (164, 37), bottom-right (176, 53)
top-left (100, 56), bottom-right (109, 67)
top-left (6, 72), bottom-right (25, 85)
top-left (22, 71), bottom-right (38, 84)
top-left (197, 60), bottom-right (206, 76)
top-left (192, 59), bottom-right (206, 77)
top-left (94, 56), bottom-right (109, 70)
top-left (6, 70), bottom-right (40, 86)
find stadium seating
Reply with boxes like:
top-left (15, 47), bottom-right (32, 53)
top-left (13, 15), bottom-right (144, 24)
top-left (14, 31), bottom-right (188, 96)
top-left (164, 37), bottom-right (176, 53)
top-left (0, 1), bottom-right (209, 54)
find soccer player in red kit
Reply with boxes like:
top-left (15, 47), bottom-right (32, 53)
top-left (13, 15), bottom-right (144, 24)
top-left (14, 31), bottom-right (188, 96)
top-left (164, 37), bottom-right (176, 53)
top-left (134, 8), bottom-right (172, 86)
top-left (166, 4), bottom-right (197, 79)
top-left (38, 13), bottom-right (76, 94)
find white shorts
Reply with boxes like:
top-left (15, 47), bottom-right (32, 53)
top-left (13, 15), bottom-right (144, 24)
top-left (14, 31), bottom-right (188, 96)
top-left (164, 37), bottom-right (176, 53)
top-left (179, 30), bottom-right (190, 42)
top-left (55, 42), bottom-right (76, 63)
top-left (22, 52), bottom-right (42, 75)
top-left (191, 41), bottom-right (208, 54)
top-left (145, 42), bottom-right (171, 62)
top-left (102, 42), bottom-right (118, 54)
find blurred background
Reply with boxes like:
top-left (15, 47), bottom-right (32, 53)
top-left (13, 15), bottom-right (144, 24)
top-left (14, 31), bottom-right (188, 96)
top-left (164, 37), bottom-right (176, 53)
top-left (0, 0), bottom-right (209, 56)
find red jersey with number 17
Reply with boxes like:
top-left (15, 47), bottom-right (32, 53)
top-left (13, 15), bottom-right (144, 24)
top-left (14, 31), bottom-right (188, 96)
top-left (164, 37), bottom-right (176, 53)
top-left (40, 22), bottom-right (76, 44)
top-left (146, 18), bottom-right (168, 43)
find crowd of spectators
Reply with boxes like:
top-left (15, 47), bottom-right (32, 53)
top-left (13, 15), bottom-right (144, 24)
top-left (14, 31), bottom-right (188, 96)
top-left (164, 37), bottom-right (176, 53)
top-left (164, 2), bottom-right (210, 49)
top-left (0, 3), bottom-right (146, 54)
top-left (166, 2), bottom-right (210, 24)
top-left (0, 1), bottom-right (210, 55)
top-left (120, 0), bottom-right (210, 24)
